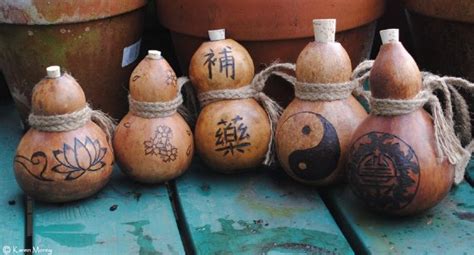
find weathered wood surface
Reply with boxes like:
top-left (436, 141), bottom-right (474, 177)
top-left (323, 160), bottom-right (474, 255)
top-left (0, 102), bottom-right (25, 248)
top-left (173, 158), bottom-right (354, 255)
top-left (32, 169), bottom-right (185, 254)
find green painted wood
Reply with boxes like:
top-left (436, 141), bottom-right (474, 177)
top-left (32, 170), bottom-right (185, 254)
top-left (0, 101), bottom-right (26, 248)
top-left (174, 158), bottom-right (354, 255)
top-left (323, 172), bottom-right (474, 255)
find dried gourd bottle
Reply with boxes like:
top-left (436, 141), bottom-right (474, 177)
top-left (276, 19), bottom-right (367, 185)
top-left (347, 29), bottom-right (454, 215)
top-left (114, 50), bottom-right (194, 183)
top-left (14, 66), bottom-right (113, 202)
top-left (189, 29), bottom-right (271, 173)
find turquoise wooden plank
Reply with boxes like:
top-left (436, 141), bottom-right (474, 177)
top-left (0, 101), bottom-right (26, 248)
top-left (174, 158), bottom-right (354, 255)
top-left (33, 170), bottom-right (185, 254)
top-left (323, 177), bottom-right (474, 255)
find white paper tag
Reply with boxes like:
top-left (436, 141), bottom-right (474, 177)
top-left (122, 39), bottom-right (141, 67)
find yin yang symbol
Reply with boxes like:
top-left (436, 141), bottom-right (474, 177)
top-left (278, 111), bottom-right (340, 181)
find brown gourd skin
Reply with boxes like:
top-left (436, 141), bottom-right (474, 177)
top-left (195, 99), bottom-right (270, 172)
top-left (114, 113), bottom-right (193, 183)
top-left (276, 42), bottom-right (367, 185)
top-left (14, 74), bottom-right (113, 203)
top-left (114, 56), bottom-right (194, 183)
top-left (347, 42), bottom-right (454, 216)
top-left (189, 39), bottom-right (254, 93)
top-left (190, 38), bottom-right (271, 173)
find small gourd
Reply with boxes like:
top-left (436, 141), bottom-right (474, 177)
top-left (114, 50), bottom-right (194, 183)
top-left (189, 29), bottom-right (271, 173)
top-left (14, 66), bottom-right (113, 202)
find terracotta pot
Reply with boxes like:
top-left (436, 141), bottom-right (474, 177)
top-left (405, 0), bottom-right (474, 81)
top-left (405, 0), bottom-right (474, 138)
top-left (156, 0), bottom-right (385, 105)
top-left (0, 0), bottom-right (147, 124)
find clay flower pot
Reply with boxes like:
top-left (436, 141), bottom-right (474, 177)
top-left (405, 0), bottom-right (474, 137)
top-left (156, 0), bottom-right (385, 104)
top-left (0, 0), bottom-right (147, 124)
top-left (405, 0), bottom-right (474, 81)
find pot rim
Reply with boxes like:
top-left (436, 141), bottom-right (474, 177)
top-left (404, 0), bottom-right (473, 23)
top-left (0, 0), bottom-right (147, 25)
top-left (156, 0), bottom-right (385, 41)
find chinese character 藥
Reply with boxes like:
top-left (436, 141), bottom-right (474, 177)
top-left (215, 115), bottom-right (250, 156)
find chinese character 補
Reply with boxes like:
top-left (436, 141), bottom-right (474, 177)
top-left (203, 46), bottom-right (235, 80)
top-left (215, 115), bottom-right (251, 156)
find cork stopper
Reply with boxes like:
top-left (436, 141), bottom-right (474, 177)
top-left (313, 19), bottom-right (336, 43)
top-left (31, 67), bottom-right (86, 115)
top-left (147, 50), bottom-right (162, 60)
top-left (46, 65), bottom-right (61, 78)
top-left (208, 29), bottom-right (226, 41)
top-left (129, 55), bottom-right (178, 103)
top-left (380, 29), bottom-right (399, 44)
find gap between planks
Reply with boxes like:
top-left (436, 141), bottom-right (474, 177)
top-left (25, 196), bottom-right (33, 255)
top-left (318, 188), bottom-right (370, 255)
top-left (167, 180), bottom-right (196, 255)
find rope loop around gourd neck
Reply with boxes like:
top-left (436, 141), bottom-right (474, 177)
top-left (370, 72), bottom-right (474, 184)
top-left (196, 62), bottom-right (297, 166)
top-left (294, 60), bottom-right (374, 103)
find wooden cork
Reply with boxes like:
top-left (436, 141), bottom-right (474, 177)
top-left (313, 19), bottom-right (336, 43)
top-left (380, 29), bottom-right (399, 44)
top-left (208, 29), bottom-right (226, 41)
top-left (147, 50), bottom-right (162, 60)
top-left (46, 65), bottom-right (61, 78)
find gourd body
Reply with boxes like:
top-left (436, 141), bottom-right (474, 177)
top-left (15, 122), bottom-right (114, 202)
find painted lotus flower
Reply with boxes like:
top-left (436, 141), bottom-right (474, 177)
top-left (52, 137), bottom-right (107, 180)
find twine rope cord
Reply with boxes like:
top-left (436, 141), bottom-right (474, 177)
top-left (370, 73), bottom-right (474, 184)
top-left (294, 60), bottom-right (374, 102)
top-left (197, 63), bottom-right (297, 166)
top-left (128, 77), bottom-right (194, 124)
top-left (129, 94), bottom-right (183, 118)
top-left (197, 63), bottom-right (297, 107)
top-left (28, 105), bottom-right (116, 145)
